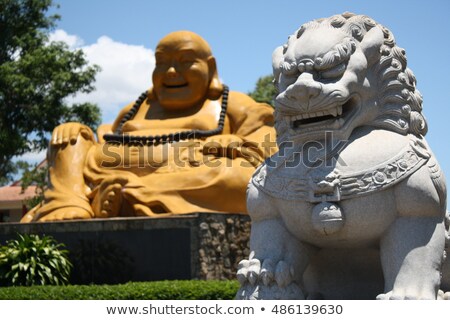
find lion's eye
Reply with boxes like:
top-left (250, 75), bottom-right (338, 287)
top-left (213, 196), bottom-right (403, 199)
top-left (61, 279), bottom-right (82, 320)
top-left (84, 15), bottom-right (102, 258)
top-left (320, 62), bottom-right (346, 79)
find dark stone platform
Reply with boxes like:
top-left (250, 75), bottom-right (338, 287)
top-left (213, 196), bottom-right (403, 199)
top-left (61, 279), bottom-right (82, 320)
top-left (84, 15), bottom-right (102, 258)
top-left (0, 213), bottom-right (250, 284)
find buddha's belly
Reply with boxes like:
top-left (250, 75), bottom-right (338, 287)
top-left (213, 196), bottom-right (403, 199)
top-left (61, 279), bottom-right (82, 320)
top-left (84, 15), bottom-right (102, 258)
top-left (91, 140), bottom-right (206, 176)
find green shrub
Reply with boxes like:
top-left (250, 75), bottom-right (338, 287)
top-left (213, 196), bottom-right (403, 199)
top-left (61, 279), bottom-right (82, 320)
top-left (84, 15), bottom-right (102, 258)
top-left (0, 280), bottom-right (240, 299)
top-left (0, 234), bottom-right (72, 286)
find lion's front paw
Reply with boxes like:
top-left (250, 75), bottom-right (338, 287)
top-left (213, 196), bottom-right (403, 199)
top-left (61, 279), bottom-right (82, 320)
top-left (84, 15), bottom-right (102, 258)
top-left (377, 266), bottom-right (441, 300)
top-left (236, 253), bottom-right (304, 300)
top-left (237, 257), bottom-right (294, 287)
top-left (376, 287), bottom-right (438, 300)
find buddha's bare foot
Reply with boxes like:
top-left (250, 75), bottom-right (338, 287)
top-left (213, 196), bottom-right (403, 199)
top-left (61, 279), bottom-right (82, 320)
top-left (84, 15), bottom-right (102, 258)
top-left (20, 206), bottom-right (39, 223)
top-left (94, 182), bottom-right (124, 218)
top-left (38, 207), bottom-right (92, 222)
top-left (91, 176), bottom-right (129, 218)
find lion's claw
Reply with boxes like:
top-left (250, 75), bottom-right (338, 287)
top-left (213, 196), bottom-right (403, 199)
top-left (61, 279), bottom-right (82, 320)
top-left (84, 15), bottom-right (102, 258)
top-left (261, 259), bottom-right (275, 286)
top-left (275, 260), bottom-right (295, 287)
top-left (237, 258), bottom-right (261, 285)
top-left (248, 259), bottom-right (261, 285)
top-left (237, 259), bottom-right (249, 285)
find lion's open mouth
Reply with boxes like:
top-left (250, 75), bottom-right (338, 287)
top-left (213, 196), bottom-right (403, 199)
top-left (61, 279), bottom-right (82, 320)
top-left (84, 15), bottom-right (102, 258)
top-left (292, 105), bottom-right (343, 127)
top-left (290, 97), bottom-right (357, 130)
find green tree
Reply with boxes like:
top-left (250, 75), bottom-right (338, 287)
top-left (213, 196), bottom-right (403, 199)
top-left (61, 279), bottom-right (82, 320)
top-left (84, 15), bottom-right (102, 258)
top-left (248, 75), bottom-right (277, 107)
top-left (0, 0), bottom-right (101, 185)
top-left (17, 160), bottom-right (47, 209)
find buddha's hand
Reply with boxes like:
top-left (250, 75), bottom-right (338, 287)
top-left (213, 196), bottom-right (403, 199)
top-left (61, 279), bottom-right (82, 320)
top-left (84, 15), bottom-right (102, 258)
top-left (51, 122), bottom-right (95, 146)
top-left (203, 134), bottom-right (244, 159)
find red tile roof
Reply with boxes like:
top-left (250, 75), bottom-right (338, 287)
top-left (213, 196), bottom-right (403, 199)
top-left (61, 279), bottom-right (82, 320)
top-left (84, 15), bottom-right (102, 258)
top-left (0, 185), bottom-right (37, 202)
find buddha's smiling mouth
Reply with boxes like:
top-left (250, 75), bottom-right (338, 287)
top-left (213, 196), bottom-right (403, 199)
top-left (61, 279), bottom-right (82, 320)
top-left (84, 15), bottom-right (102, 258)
top-left (164, 82), bottom-right (188, 89)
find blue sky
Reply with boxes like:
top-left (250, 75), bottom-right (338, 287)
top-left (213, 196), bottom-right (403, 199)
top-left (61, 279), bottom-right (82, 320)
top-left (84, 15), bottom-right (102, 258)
top-left (42, 0), bottom-right (450, 202)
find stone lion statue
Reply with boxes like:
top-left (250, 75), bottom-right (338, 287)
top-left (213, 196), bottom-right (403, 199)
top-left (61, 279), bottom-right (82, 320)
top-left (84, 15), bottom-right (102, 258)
top-left (236, 13), bottom-right (449, 299)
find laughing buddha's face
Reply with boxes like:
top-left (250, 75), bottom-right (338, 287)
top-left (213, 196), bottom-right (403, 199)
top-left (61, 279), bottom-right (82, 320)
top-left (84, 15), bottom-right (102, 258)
top-left (152, 31), bottom-right (214, 111)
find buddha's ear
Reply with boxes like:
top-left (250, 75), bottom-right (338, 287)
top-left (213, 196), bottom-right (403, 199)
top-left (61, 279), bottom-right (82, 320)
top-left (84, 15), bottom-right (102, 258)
top-left (206, 56), bottom-right (223, 100)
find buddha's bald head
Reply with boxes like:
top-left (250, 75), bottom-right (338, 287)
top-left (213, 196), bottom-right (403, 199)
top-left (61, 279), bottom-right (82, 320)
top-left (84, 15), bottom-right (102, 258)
top-left (152, 31), bottom-right (222, 110)
top-left (156, 31), bottom-right (213, 59)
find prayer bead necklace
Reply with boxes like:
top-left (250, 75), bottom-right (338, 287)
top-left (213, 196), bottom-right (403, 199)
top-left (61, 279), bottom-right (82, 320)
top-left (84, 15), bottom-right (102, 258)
top-left (103, 85), bottom-right (229, 145)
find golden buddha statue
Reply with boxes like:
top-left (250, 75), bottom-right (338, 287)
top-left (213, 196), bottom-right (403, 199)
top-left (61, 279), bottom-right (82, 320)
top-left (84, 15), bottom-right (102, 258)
top-left (21, 31), bottom-right (275, 222)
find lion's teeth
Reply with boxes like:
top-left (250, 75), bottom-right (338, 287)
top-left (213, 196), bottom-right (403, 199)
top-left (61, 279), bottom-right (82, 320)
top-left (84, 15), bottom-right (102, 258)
top-left (292, 106), bottom-right (342, 122)
top-left (330, 108), bottom-right (337, 117)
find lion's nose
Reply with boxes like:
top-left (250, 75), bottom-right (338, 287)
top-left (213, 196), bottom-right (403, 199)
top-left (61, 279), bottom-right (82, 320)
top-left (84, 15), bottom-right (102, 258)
top-left (285, 73), bottom-right (321, 106)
